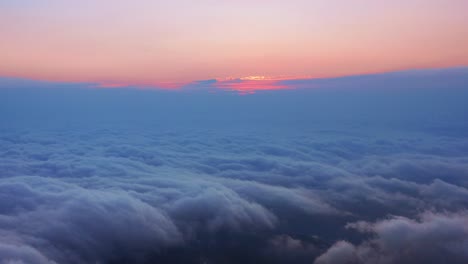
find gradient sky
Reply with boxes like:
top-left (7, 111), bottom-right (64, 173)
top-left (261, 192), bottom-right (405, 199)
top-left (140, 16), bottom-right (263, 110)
top-left (1, 0), bottom-right (467, 87)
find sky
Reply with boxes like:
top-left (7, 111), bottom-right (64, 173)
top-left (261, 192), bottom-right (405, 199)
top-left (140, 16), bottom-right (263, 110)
top-left (1, 1), bottom-right (468, 263)
top-left (1, 0), bottom-right (468, 88)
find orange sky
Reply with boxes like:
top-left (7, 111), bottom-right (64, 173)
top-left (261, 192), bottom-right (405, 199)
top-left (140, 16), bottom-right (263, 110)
top-left (0, 0), bottom-right (467, 86)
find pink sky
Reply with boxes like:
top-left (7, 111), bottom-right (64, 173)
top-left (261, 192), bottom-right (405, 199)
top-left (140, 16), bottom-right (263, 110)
top-left (1, 0), bottom-right (467, 88)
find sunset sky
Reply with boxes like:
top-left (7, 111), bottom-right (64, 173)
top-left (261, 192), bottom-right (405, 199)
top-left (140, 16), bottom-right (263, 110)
top-left (1, 0), bottom-right (467, 88)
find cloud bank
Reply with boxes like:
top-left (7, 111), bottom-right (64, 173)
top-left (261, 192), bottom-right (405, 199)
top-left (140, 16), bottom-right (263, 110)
top-left (316, 212), bottom-right (468, 264)
top-left (0, 68), bottom-right (467, 263)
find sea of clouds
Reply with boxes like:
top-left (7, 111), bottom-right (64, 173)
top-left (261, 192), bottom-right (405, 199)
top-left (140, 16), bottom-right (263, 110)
top-left (0, 68), bottom-right (467, 263)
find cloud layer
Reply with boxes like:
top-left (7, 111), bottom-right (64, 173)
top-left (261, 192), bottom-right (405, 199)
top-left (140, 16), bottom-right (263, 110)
top-left (0, 125), bottom-right (467, 263)
top-left (0, 68), bottom-right (468, 263)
